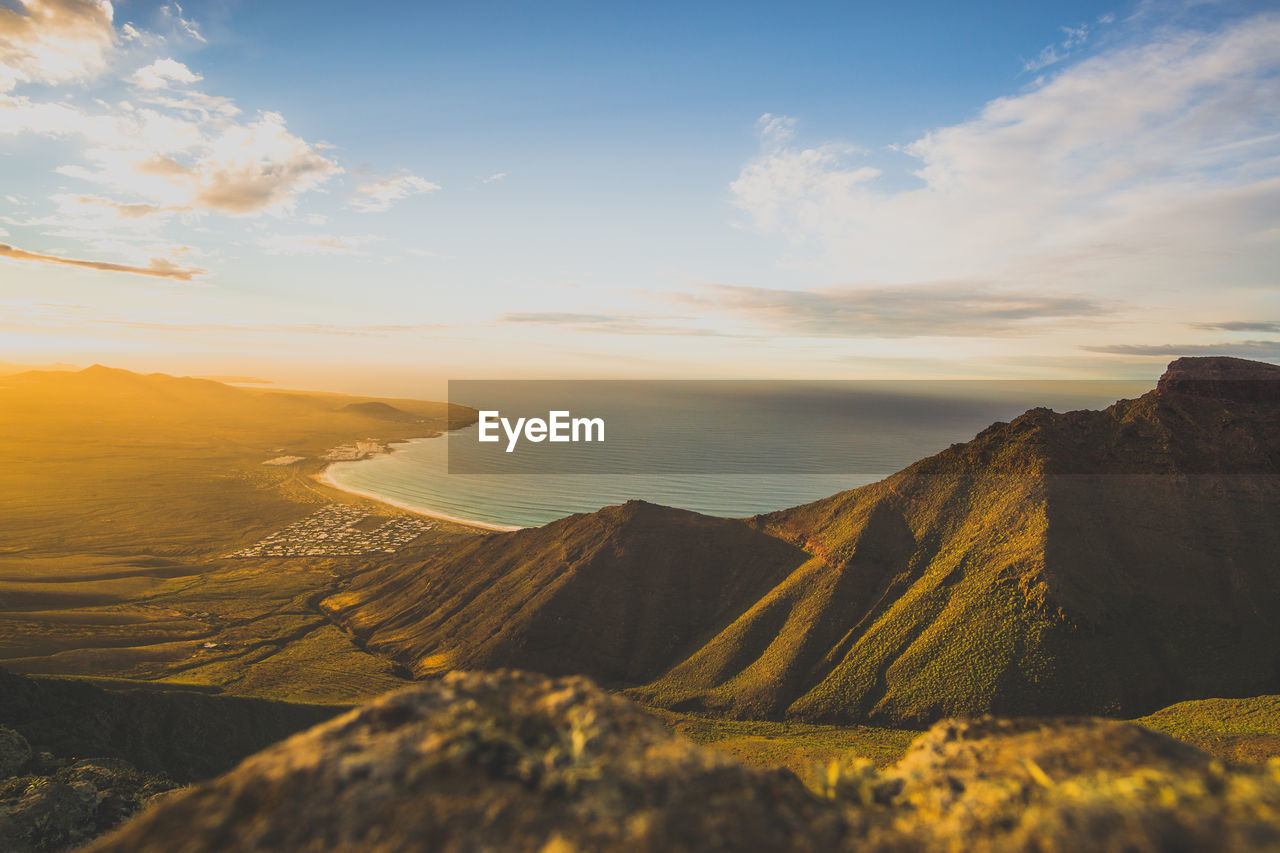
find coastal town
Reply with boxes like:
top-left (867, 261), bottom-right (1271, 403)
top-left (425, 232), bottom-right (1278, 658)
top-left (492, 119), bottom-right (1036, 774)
top-left (227, 504), bottom-right (435, 558)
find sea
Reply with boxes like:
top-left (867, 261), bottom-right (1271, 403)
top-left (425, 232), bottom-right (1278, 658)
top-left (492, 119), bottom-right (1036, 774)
top-left (325, 380), bottom-right (1149, 529)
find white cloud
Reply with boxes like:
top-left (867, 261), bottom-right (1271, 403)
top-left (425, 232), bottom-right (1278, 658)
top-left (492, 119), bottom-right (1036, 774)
top-left (731, 15), bottom-right (1280, 299)
top-left (0, 0), bottom-right (434, 283)
top-left (349, 173), bottom-right (440, 213)
top-left (130, 57), bottom-right (200, 89)
top-left (482, 171), bottom-right (508, 183)
top-left (731, 115), bottom-right (878, 234)
top-left (1, 94), bottom-right (341, 217)
top-left (0, 0), bottom-right (116, 91)
top-left (0, 0), bottom-right (341, 223)
top-left (183, 112), bottom-right (340, 214)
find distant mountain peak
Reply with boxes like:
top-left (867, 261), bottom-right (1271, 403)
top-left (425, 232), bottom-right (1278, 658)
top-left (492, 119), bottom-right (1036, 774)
top-left (339, 401), bottom-right (422, 423)
top-left (80, 363), bottom-right (129, 376)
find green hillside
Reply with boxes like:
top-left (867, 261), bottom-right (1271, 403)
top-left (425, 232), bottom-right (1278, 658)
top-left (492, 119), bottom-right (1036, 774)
top-left (323, 501), bottom-right (810, 685)
top-left (638, 357), bottom-right (1280, 722)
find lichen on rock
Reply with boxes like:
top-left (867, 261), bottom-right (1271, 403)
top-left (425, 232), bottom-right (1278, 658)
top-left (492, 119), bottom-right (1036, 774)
top-left (84, 674), bottom-right (1280, 852)
top-left (87, 670), bottom-right (852, 852)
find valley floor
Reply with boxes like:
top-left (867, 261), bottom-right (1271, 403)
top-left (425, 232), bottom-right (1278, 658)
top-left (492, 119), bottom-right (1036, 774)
top-left (0, 367), bottom-right (474, 705)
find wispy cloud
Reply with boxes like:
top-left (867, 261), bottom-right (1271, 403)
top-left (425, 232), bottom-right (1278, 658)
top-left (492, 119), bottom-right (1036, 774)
top-left (258, 233), bottom-right (382, 256)
top-left (59, 193), bottom-right (170, 220)
top-left (100, 320), bottom-right (450, 337)
top-left (1083, 340), bottom-right (1280, 357)
top-left (1, 301), bottom-right (455, 337)
top-left (159, 2), bottom-right (204, 44)
top-left (349, 173), bottom-right (440, 213)
top-left (1191, 320), bottom-right (1280, 333)
top-left (497, 280), bottom-right (1108, 342)
top-left (1022, 22), bottom-right (1094, 72)
top-left (482, 171), bottom-right (508, 183)
top-left (499, 311), bottom-right (729, 337)
top-left (2, 193), bottom-right (198, 270)
top-left (0, 241), bottom-right (203, 280)
top-left (680, 283), bottom-right (1105, 338)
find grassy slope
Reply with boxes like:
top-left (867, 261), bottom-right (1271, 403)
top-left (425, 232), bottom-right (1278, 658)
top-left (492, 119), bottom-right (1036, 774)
top-left (631, 417), bottom-right (1060, 724)
top-left (1138, 695), bottom-right (1280, 764)
top-left (637, 377), bottom-right (1280, 724)
top-left (0, 365), bottom-right (476, 703)
top-left (323, 501), bottom-right (811, 685)
top-left (651, 694), bottom-right (1280, 778)
top-left (647, 706), bottom-right (918, 776)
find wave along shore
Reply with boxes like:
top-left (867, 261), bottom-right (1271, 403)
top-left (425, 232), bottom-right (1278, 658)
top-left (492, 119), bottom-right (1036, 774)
top-left (314, 453), bottom-right (523, 533)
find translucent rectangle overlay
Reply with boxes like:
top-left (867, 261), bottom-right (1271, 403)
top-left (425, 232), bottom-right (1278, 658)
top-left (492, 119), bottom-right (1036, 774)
top-left (439, 378), bottom-right (1250, 475)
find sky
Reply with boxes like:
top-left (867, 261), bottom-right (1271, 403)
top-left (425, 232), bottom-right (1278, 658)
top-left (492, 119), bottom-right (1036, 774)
top-left (0, 0), bottom-right (1277, 395)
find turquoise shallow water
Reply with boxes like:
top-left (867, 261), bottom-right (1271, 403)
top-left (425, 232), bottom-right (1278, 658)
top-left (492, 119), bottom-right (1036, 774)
top-left (325, 382), bottom-right (1148, 529)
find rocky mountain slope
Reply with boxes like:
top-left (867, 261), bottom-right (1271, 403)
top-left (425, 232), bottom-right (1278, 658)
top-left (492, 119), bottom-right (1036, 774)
top-left (86, 670), bottom-right (1280, 852)
top-left (640, 357), bottom-right (1280, 723)
top-left (326, 357), bottom-right (1280, 724)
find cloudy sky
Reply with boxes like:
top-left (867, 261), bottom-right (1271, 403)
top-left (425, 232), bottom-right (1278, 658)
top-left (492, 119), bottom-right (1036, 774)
top-left (1, 0), bottom-right (1277, 393)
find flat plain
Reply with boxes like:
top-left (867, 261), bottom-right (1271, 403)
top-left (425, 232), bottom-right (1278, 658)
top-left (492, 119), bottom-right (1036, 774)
top-left (0, 365), bottom-right (475, 704)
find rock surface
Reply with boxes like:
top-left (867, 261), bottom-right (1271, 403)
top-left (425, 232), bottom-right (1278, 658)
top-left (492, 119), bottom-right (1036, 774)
top-left (877, 716), bottom-right (1280, 851)
top-left (0, 726), bottom-right (177, 853)
top-left (0, 726), bottom-right (32, 778)
top-left (87, 671), bottom-right (851, 852)
top-left (86, 671), bottom-right (1280, 852)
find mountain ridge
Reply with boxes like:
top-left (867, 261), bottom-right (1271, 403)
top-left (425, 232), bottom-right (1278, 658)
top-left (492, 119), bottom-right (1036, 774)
top-left (326, 357), bottom-right (1280, 724)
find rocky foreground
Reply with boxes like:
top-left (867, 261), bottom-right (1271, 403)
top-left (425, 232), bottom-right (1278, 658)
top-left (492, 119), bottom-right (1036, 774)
top-left (85, 671), bottom-right (1280, 852)
top-left (0, 726), bottom-right (178, 852)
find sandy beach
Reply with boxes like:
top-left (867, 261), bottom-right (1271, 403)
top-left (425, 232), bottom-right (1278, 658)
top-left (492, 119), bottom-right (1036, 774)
top-left (313, 464), bottom-right (523, 533)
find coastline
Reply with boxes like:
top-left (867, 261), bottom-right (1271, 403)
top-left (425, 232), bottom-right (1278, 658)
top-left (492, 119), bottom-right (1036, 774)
top-left (313, 449), bottom-right (524, 533)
